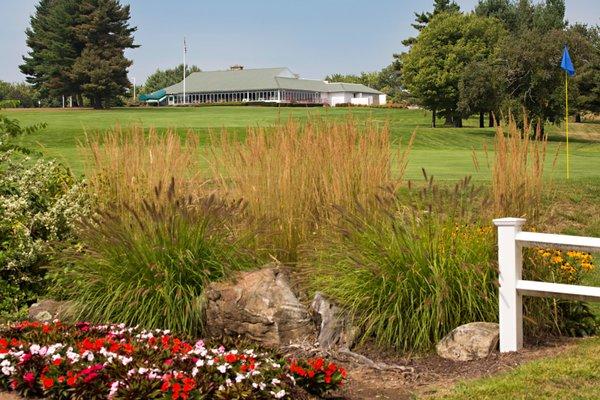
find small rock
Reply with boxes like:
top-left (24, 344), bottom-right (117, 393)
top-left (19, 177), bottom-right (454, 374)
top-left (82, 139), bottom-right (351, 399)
top-left (205, 265), bottom-right (316, 347)
top-left (436, 322), bottom-right (499, 361)
top-left (28, 299), bottom-right (69, 322)
top-left (311, 292), bottom-right (357, 349)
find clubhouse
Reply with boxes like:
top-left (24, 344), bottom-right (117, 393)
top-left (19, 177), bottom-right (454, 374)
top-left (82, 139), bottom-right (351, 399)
top-left (140, 66), bottom-right (386, 107)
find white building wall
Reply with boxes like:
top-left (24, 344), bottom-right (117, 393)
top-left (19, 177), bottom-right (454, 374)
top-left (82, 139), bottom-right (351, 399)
top-left (328, 92), bottom-right (353, 107)
top-left (378, 94), bottom-right (387, 105)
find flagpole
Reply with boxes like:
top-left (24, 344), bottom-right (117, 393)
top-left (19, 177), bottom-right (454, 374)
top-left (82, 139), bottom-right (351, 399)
top-left (183, 37), bottom-right (187, 105)
top-left (565, 71), bottom-right (569, 179)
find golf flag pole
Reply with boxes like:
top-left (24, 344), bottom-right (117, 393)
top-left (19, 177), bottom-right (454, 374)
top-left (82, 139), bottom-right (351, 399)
top-left (560, 45), bottom-right (575, 179)
top-left (183, 37), bottom-right (187, 105)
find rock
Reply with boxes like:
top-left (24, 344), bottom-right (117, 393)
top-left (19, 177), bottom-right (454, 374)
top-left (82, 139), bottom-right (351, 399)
top-left (205, 265), bottom-right (316, 347)
top-left (436, 322), bottom-right (499, 361)
top-left (311, 292), bottom-right (357, 349)
top-left (28, 299), bottom-right (69, 322)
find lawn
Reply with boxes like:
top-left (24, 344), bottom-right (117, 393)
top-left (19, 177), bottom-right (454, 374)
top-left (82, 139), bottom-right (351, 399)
top-left (432, 337), bottom-right (600, 400)
top-left (4, 106), bottom-right (600, 180)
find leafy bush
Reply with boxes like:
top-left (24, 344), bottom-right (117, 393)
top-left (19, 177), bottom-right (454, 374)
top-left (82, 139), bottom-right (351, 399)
top-left (0, 321), bottom-right (347, 399)
top-left (304, 175), bottom-right (498, 352)
top-left (210, 116), bottom-right (413, 262)
top-left (0, 114), bottom-right (87, 322)
top-left (57, 180), bottom-right (261, 334)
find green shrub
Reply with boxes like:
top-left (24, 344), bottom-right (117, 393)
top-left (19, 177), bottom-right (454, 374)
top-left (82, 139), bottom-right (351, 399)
top-left (58, 180), bottom-right (261, 334)
top-left (0, 157), bottom-right (89, 322)
top-left (304, 176), bottom-right (498, 352)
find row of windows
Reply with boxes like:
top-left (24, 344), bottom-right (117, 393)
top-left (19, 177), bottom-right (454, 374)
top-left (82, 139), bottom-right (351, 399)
top-left (170, 90), bottom-right (279, 104)
top-left (168, 90), bottom-right (321, 104)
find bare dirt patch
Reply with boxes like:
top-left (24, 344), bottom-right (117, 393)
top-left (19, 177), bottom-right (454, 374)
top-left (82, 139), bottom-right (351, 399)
top-left (329, 338), bottom-right (577, 399)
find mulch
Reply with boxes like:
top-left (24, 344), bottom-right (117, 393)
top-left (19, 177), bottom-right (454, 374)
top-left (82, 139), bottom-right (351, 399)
top-left (332, 337), bottom-right (578, 399)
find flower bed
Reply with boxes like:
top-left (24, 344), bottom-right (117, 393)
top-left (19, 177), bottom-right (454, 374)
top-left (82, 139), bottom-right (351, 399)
top-left (0, 321), bottom-right (346, 399)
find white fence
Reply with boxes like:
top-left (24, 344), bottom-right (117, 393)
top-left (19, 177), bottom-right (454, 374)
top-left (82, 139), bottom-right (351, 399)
top-left (493, 218), bottom-right (600, 352)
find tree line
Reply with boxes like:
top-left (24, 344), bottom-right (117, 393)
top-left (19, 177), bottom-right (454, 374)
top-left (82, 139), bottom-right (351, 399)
top-left (20, 0), bottom-right (137, 109)
top-left (328, 0), bottom-right (600, 128)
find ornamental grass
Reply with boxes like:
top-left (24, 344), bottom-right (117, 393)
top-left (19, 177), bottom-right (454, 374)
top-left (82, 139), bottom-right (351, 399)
top-left (303, 174), bottom-right (498, 352)
top-left (82, 125), bottom-right (206, 212)
top-left (208, 116), bottom-right (414, 263)
top-left (482, 114), bottom-right (554, 220)
top-left (55, 180), bottom-right (261, 335)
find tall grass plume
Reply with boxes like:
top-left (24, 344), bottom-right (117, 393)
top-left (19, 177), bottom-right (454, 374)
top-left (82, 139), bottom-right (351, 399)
top-left (209, 116), bottom-right (414, 262)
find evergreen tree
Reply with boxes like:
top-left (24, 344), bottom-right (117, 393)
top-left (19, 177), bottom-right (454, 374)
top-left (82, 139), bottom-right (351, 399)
top-left (71, 0), bottom-right (138, 108)
top-left (402, 0), bottom-right (460, 46)
top-left (20, 0), bottom-right (82, 103)
top-left (143, 65), bottom-right (201, 94)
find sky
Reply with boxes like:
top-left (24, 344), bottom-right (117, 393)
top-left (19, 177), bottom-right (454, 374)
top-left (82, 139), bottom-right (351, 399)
top-left (1, 0), bottom-right (599, 84)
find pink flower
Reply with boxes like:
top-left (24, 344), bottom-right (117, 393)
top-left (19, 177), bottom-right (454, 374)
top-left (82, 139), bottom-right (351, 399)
top-left (23, 371), bottom-right (35, 386)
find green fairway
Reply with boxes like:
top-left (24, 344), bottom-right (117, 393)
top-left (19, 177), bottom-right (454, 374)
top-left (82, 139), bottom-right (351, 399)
top-left (4, 106), bottom-right (600, 180)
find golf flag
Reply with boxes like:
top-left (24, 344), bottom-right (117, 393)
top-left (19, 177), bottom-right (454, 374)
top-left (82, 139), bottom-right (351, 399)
top-left (560, 45), bottom-right (575, 179)
top-left (561, 46), bottom-right (575, 76)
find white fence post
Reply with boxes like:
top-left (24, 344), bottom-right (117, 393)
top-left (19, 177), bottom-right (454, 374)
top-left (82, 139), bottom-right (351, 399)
top-left (493, 217), bottom-right (526, 352)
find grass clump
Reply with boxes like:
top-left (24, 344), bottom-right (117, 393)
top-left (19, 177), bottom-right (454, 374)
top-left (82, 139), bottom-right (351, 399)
top-left (304, 174), bottom-right (497, 352)
top-left (480, 114), bottom-right (553, 219)
top-left (209, 116), bottom-right (413, 262)
top-left (57, 180), bottom-right (260, 335)
top-left (83, 125), bottom-right (205, 210)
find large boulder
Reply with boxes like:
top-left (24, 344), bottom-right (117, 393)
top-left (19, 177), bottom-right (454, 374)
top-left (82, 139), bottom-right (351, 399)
top-left (436, 322), bottom-right (499, 361)
top-left (205, 265), bottom-right (315, 347)
top-left (28, 300), bottom-right (69, 322)
top-left (311, 292), bottom-right (357, 349)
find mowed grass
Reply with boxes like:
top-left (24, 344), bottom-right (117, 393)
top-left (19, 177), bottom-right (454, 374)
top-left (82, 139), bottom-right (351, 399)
top-left (4, 106), bottom-right (600, 180)
top-left (432, 338), bottom-right (600, 400)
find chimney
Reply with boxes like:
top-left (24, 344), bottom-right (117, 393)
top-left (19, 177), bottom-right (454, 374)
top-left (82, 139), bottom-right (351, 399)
top-left (230, 64), bottom-right (244, 71)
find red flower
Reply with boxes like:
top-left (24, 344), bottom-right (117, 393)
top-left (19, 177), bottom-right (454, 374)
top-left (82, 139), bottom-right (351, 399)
top-left (41, 375), bottom-right (54, 390)
top-left (224, 353), bottom-right (238, 363)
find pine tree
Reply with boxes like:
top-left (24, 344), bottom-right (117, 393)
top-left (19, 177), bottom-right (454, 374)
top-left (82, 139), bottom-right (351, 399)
top-left (71, 0), bottom-right (138, 108)
top-left (20, 0), bottom-right (83, 103)
top-left (402, 0), bottom-right (461, 46)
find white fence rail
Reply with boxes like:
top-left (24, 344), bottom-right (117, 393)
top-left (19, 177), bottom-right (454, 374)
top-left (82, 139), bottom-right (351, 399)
top-left (493, 218), bottom-right (600, 352)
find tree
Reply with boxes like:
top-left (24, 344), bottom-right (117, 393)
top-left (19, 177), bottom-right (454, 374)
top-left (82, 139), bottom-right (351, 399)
top-left (458, 59), bottom-right (505, 127)
top-left (402, 0), bottom-right (461, 46)
top-left (144, 65), bottom-right (202, 94)
top-left (70, 0), bottom-right (138, 109)
top-left (569, 24), bottom-right (600, 120)
top-left (0, 81), bottom-right (39, 108)
top-left (20, 0), bottom-right (83, 104)
top-left (476, 0), bottom-right (565, 32)
top-left (402, 12), bottom-right (506, 127)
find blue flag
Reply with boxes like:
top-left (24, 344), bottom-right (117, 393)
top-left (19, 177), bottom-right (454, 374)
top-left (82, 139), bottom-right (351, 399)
top-left (561, 46), bottom-right (575, 76)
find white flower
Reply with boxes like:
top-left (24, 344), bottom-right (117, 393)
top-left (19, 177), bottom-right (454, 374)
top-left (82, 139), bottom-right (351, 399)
top-left (271, 378), bottom-right (281, 385)
top-left (108, 381), bottom-right (120, 398)
top-left (217, 364), bottom-right (228, 374)
top-left (271, 389), bottom-right (286, 398)
top-left (235, 373), bottom-right (245, 383)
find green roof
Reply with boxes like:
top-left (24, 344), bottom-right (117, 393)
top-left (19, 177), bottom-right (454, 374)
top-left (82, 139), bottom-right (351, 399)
top-left (163, 67), bottom-right (382, 95)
